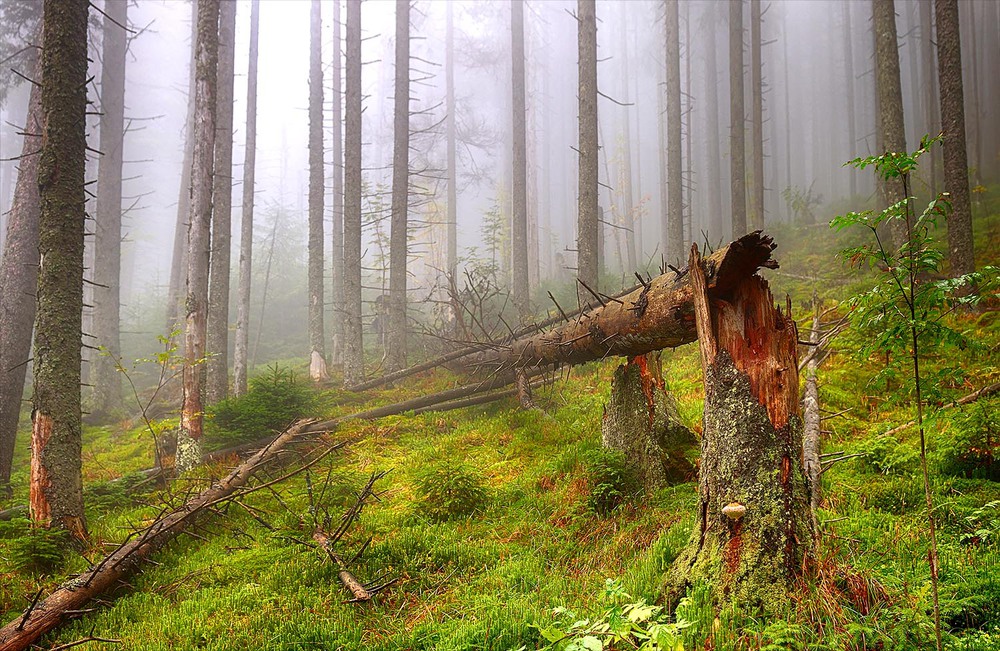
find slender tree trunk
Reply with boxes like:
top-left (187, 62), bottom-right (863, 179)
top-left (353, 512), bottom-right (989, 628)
top-left (782, 11), bottom-right (792, 218)
top-left (704, 7), bottom-right (724, 241)
top-left (683, 1), bottom-right (693, 248)
top-left (167, 0), bottom-right (199, 335)
top-left (961, 0), bottom-right (980, 186)
top-left (844, 1), bottom-right (858, 197)
top-left (665, 0), bottom-right (683, 265)
top-left (330, 0), bottom-right (344, 366)
top-left (233, 0), bottom-right (259, 398)
top-left (445, 2), bottom-right (457, 288)
top-left (206, 0), bottom-right (237, 402)
top-left (577, 0), bottom-right (599, 303)
top-left (873, 0), bottom-right (908, 246)
top-left (935, 0), bottom-right (975, 278)
top-left (921, 0), bottom-right (937, 194)
top-left (730, 0), bottom-right (747, 238)
top-left (749, 0), bottom-right (765, 231)
top-left (667, 244), bottom-right (812, 612)
top-left (343, 0), bottom-right (364, 386)
top-left (387, 0), bottom-right (410, 372)
top-left (803, 293), bottom-right (822, 530)
top-left (177, 0), bottom-right (220, 473)
top-left (618, 1), bottom-right (637, 273)
top-left (31, 0), bottom-right (89, 539)
top-left (657, 61), bottom-right (669, 254)
top-left (307, 0), bottom-right (328, 381)
top-left (540, 62), bottom-right (552, 280)
top-left (0, 51), bottom-right (42, 490)
top-left (511, 0), bottom-right (529, 318)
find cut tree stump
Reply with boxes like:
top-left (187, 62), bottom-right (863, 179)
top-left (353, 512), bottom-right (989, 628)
top-left (666, 243), bottom-right (812, 613)
top-left (601, 354), bottom-right (697, 493)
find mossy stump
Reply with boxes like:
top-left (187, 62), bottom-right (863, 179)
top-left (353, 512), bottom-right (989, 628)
top-left (601, 354), bottom-right (697, 493)
top-left (666, 245), bottom-right (813, 615)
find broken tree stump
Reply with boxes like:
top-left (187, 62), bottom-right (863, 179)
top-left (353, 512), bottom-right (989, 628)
top-left (601, 354), bottom-right (697, 493)
top-left (666, 244), bottom-right (812, 614)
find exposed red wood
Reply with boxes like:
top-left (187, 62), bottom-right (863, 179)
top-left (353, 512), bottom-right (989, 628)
top-left (29, 413), bottom-right (53, 526)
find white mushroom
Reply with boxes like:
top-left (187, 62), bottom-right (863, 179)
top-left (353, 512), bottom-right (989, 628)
top-left (722, 502), bottom-right (746, 521)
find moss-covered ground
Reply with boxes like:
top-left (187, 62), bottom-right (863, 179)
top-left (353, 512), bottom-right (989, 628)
top-left (1, 198), bottom-right (999, 650)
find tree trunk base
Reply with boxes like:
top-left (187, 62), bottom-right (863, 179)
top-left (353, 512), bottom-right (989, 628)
top-left (602, 354), bottom-right (697, 493)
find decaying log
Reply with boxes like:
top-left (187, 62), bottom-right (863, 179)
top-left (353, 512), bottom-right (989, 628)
top-left (802, 293), bottom-right (822, 532)
top-left (466, 231), bottom-right (777, 373)
top-left (666, 243), bottom-right (812, 614)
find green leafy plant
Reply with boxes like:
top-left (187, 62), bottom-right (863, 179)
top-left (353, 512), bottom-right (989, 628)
top-left (831, 136), bottom-right (1000, 651)
top-left (959, 500), bottom-right (1000, 546)
top-left (207, 365), bottom-right (315, 449)
top-left (583, 448), bottom-right (635, 516)
top-left (414, 461), bottom-right (488, 522)
top-left (2, 517), bottom-right (69, 575)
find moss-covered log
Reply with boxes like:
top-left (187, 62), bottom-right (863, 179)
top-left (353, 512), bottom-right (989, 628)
top-left (666, 244), bottom-right (812, 613)
top-left (601, 354), bottom-right (697, 493)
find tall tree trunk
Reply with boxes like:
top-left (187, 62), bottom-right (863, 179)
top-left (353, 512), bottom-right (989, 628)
top-left (31, 0), bottom-right (89, 539)
top-left (343, 0), bottom-right (364, 387)
top-left (960, 0), bottom-right (980, 186)
top-left (749, 0), bottom-right (764, 231)
top-left (665, 0), bottom-right (683, 265)
top-left (618, 1), bottom-right (637, 273)
top-left (873, 0), bottom-right (908, 246)
top-left (330, 0), bottom-right (344, 366)
top-left (445, 1), bottom-right (457, 288)
top-left (920, 0), bottom-right (938, 194)
top-left (657, 60), bottom-right (669, 255)
top-left (177, 0), bottom-right (220, 473)
top-left (704, 6), bottom-right (724, 241)
top-left (166, 0), bottom-right (199, 335)
top-left (577, 0), bottom-right (599, 303)
top-left (511, 0), bottom-right (529, 318)
top-left (233, 0), bottom-right (259, 398)
top-left (90, 0), bottom-right (127, 419)
top-left (844, 1), bottom-right (858, 197)
top-left (935, 0), bottom-right (975, 278)
top-left (540, 60), bottom-right (552, 281)
top-left (387, 0), bottom-right (410, 372)
top-left (307, 0), bottom-right (328, 381)
top-left (667, 244), bottom-right (812, 612)
top-left (206, 0), bottom-right (237, 402)
top-left (729, 0), bottom-right (747, 238)
top-left (0, 51), bottom-right (42, 490)
top-left (782, 10), bottom-right (792, 218)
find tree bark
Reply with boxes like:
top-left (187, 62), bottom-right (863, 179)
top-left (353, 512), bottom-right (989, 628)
top-left (233, 0), bottom-right (259, 398)
top-left (935, 0), bottom-right (975, 279)
top-left (90, 0), bottom-right (128, 419)
top-left (802, 294), bottom-right (821, 531)
top-left (307, 0), bottom-right (328, 382)
top-left (177, 0), bottom-right (220, 473)
top-left (30, 0), bottom-right (89, 539)
top-left (206, 0), bottom-right (237, 402)
top-left (511, 0), bottom-right (529, 318)
top-left (921, 0), bottom-right (938, 194)
top-left (577, 0), bottom-right (599, 304)
top-left (749, 0), bottom-right (765, 231)
top-left (873, 0), bottom-right (908, 247)
top-left (387, 0), bottom-right (410, 372)
top-left (330, 0), bottom-right (344, 366)
top-left (844, 1), bottom-right (858, 197)
top-left (467, 232), bottom-right (776, 373)
top-left (343, 0), bottom-right (364, 387)
top-left (704, 5), bottom-right (725, 242)
top-left (618, 1), bottom-right (637, 273)
top-left (667, 244), bottom-right (812, 613)
top-left (0, 50), bottom-right (41, 489)
top-left (729, 0), bottom-right (747, 238)
top-left (665, 0), bottom-right (683, 265)
top-left (445, 2), bottom-right (457, 291)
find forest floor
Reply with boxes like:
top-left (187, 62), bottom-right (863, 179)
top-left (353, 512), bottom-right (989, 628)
top-left (1, 196), bottom-right (999, 650)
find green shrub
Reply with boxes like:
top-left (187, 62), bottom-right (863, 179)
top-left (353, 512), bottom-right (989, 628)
top-left (857, 434), bottom-right (919, 475)
top-left (935, 399), bottom-right (999, 481)
top-left (863, 475), bottom-right (925, 514)
top-left (206, 365), bottom-right (315, 449)
top-left (414, 462), bottom-right (488, 521)
top-left (85, 472), bottom-right (148, 513)
top-left (2, 517), bottom-right (69, 575)
top-left (582, 448), bottom-right (636, 515)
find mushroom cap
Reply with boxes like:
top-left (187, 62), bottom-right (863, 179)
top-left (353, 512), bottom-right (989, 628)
top-left (722, 502), bottom-right (746, 520)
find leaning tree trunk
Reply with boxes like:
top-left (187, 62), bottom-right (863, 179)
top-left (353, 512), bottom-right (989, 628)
top-left (307, 0), bottom-right (328, 381)
top-left (729, 0), bottom-right (747, 238)
top-left (0, 49), bottom-right (42, 489)
top-left (177, 0), bottom-right (220, 473)
top-left (233, 0), bottom-right (259, 398)
top-left (666, 244), bottom-right (812, 613)
top-left (330, 0), bottom-right (345, 366)
top-left (873, 0), bottom-right (908, 247)
top-left (31, 0), bottom-right (89, 539)
top-left (602, 354), bottom-right (697, 494)
top-left (343, 0), bottom-right (364, 387)
top-left (386, 0), bottom-right (411, 372)
top-left (665, 0), bottom-right (683, 265)
top-left (511, 0), bottom-right (529, 319)
top-left (90, 0), bottom-right (127, 419)
top-left (206, 0), bottom-right (237, 403)
top-left (577, 0), bottom-right (599, 304)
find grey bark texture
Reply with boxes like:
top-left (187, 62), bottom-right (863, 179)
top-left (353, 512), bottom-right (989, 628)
top-left (665, 0), bottom-right (683, 265)
top-left (873, 0), bottom-right (908, 247)
top-left (729, 0), bottom-right (747, 238)
top-left (233, 0), bottom-right (259, 398)
top-left (308, 0), bottom-right (328, 381)
top-left (342, 0), bottom-right (364, 387)
top-left (0, 50), bottom-right (42, 489)
top-left (387, 0), bottom-right (410, 372)
top-left (206, 0), bottom-right (237, 402)
top-left (330, 0), bottom-right (344, 366)
top-left (921, 0), bottom-right (937, 193)
top-left (177, 0), bottom-right (220, 473)
top-left (445, 2), bottom-right (457, 286)
top-left (511, 0), bottom-right (529, 318)
top-left (802, 295), bottom-right (821, 530)
top-left (844, 1), bottom-right (858, 197)
top-left (30, 0), bottom-right (89, 539)
top-left (601, 355), bottom-right (697, 494)
top-left (576, 0), bottom-right (599, 304)
top-left (618, 1), bottom-right (637, 273)
top-left (704, 4), bottom-right (724, 242)
top-left (749, 0), bottom-right (765, 231)
top-left (935, 0), bottom-right (975, 279)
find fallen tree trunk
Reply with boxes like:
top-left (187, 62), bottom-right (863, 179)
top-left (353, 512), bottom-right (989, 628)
top-left (802, 293), bottom-right (822, 532)
top-left (465, 231), bottom-right (777, 373)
